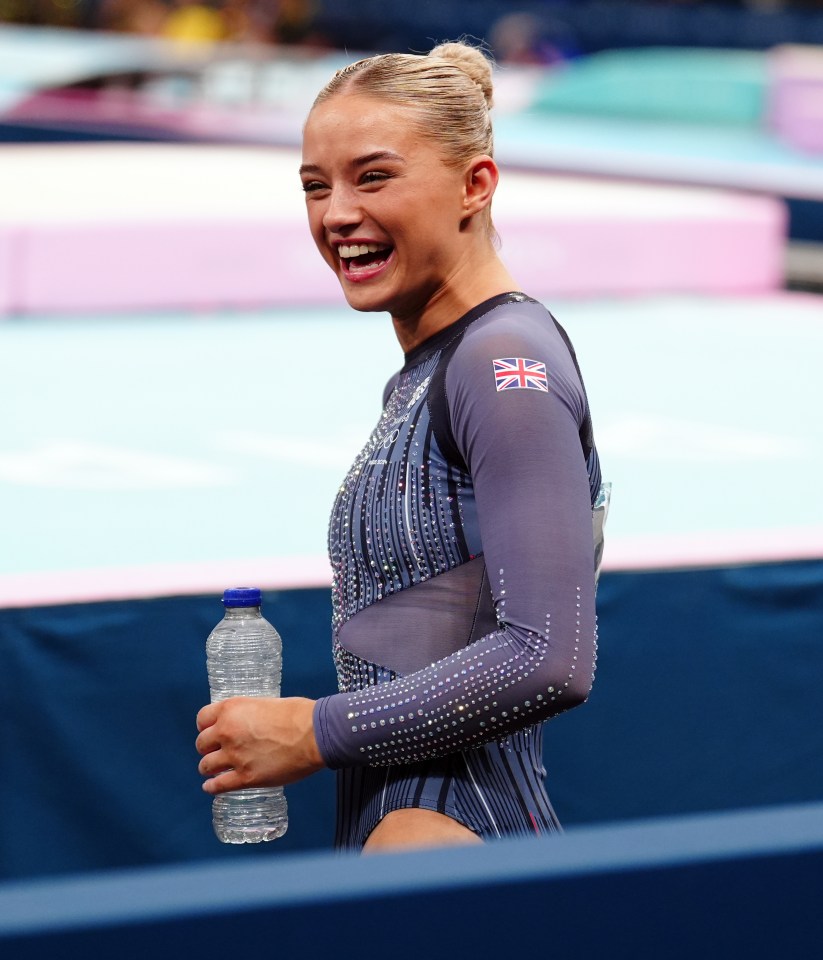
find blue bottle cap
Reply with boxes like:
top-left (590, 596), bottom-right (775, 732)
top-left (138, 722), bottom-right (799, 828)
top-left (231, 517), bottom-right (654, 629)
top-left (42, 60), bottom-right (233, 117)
top-left (222, 587), bottom-right (262, 607)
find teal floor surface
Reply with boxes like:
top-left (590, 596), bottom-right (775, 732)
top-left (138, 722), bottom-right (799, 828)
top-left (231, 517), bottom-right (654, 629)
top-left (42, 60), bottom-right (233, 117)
top-left (2, 292), bottom-right (822, 601)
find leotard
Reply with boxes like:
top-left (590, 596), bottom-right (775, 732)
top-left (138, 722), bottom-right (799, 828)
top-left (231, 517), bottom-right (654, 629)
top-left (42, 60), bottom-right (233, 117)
top-left (312, 293), bottom-right (602, 849)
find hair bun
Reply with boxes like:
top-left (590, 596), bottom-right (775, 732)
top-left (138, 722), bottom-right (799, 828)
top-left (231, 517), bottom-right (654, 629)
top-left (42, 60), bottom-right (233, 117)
top-left (429, 41), bottom-right (494, 108)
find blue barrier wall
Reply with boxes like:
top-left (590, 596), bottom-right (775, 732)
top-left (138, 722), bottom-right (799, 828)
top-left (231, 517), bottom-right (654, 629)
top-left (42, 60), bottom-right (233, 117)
top-left (2, 802), bottom-right (823, 959)
top-left (2, 559), bottom-right (823, 882)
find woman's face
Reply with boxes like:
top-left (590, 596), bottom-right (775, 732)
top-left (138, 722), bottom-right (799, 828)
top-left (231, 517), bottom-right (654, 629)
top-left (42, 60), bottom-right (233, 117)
top-left (300, 94), bottom-right (472, 321)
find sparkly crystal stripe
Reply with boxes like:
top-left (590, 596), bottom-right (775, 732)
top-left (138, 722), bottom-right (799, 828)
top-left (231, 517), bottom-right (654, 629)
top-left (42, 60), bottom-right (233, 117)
top-left (333, 639), bottom-right (397, 694)
top-left (328, 350), bottom-right (479, 651)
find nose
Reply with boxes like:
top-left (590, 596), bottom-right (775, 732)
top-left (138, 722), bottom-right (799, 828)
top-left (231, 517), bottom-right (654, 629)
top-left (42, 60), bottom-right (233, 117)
top-left (322, 183), bottom-right (362, 234)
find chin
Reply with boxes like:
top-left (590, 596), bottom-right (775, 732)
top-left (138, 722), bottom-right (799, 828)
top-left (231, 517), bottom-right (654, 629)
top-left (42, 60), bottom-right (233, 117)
top-left (339, 283), bottom-right (394, 315)
top-left (343, 297), bottom-right (392, 316)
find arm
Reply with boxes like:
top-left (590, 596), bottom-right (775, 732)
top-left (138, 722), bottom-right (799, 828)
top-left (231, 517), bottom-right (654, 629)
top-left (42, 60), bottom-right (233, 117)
top-left (314, 317), bottom-right (598, 768)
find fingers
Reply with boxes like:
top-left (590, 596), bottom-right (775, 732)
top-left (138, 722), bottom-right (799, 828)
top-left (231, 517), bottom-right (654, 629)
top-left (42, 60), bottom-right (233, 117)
top-left (196, 702), bottom-right (219, 732)
top-left (197, 748), bottom-right (232, 779)
top-left (196, 699), bottom-right (253, 793)
top-left (195, 723), bottom-right (220, 757)
top-left (198, 745), bottom-right (245, 796)
top-left (201, 769), bottom-right (245, 795)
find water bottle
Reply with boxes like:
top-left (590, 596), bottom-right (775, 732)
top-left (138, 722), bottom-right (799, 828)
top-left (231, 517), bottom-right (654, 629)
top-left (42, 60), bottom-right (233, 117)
top-left (206, 587), bottom-right (288, 843)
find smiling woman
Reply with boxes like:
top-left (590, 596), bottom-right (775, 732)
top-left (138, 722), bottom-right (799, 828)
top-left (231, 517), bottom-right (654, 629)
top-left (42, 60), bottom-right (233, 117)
top-left (298, 58), bottom-right (509, 349)
top-left (196, 40), bottom-right (606, 855)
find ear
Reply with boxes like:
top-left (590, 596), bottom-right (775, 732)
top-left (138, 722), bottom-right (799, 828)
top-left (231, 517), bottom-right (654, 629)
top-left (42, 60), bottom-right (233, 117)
top-left (462, 155), bottom-right (499, 220)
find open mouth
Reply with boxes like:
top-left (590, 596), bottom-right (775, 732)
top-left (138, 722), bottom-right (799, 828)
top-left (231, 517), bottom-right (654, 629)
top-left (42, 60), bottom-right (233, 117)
top-left (338, 242), bottom-right (393, 277)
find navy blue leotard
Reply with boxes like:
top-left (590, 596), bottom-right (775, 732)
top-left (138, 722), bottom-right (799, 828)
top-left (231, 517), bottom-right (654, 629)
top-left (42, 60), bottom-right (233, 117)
top-left (312, 293), bottom-right (602, 849)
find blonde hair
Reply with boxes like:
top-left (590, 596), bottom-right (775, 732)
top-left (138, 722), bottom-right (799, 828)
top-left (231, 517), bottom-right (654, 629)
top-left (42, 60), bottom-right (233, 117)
top-left (312, 40), bottom-right (494, 167)
top-left (310, 41), bottom-right (496, 238)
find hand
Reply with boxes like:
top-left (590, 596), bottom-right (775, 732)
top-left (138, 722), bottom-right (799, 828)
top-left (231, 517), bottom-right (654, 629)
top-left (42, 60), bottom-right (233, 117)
top-left (195, 696), bottom-right (325, 795)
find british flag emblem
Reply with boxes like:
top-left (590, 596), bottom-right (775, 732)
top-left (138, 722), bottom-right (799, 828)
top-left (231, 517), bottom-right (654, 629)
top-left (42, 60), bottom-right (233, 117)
top-left (492, 357), bottom-right (549, 392)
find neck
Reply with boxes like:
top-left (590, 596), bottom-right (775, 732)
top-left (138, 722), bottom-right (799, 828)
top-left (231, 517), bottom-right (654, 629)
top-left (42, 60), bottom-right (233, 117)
top-left (391, 251), bottom-right (519, 354)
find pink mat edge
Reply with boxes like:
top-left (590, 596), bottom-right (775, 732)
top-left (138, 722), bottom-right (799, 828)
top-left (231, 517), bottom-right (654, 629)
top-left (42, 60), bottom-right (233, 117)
top-left (1, 528), bottom-right (821, 609)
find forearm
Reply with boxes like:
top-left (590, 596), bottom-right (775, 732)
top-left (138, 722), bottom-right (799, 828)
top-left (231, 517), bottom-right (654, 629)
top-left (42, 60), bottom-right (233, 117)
top-left (313, 614), bottom-right (594, 769)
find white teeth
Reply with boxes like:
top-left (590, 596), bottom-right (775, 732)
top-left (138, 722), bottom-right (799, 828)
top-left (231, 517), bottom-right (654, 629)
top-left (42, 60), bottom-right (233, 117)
top-left (339, 243), bottom-right (386, 259)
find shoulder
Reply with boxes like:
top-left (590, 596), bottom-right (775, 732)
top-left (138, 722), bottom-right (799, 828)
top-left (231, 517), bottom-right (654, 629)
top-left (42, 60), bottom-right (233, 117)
top-left (459, 297), bottom-right (574, 366)
top-left (447, 297), bottom-right (586, 416)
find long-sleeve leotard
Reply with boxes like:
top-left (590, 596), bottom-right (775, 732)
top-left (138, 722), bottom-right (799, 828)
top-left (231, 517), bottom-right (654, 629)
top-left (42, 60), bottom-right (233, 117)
top-left (313, 293), bottom-right (601, 778)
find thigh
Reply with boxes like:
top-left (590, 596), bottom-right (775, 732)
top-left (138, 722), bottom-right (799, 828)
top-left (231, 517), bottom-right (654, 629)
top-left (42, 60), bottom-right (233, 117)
top-left (362, 808), bottom-right (483, 854)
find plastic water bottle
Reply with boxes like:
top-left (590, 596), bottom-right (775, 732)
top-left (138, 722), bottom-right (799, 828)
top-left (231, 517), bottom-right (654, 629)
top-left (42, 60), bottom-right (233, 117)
top-left (206, 587), bottom-right (288, 843)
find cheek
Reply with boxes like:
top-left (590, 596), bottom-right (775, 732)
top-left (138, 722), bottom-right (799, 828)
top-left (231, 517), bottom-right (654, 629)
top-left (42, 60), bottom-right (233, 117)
top-left (306, 206), bottom-right (331, 258)
top-left (306, 204), bottom-right (322, 239)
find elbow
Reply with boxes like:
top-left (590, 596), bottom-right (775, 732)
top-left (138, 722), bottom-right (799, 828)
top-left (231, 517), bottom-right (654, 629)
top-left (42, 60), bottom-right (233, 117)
top-left (534, 657), bottom-right (594, 714)
top-left (564, 671), bottom-right (594, 711)
top-left (508, 625), bottom-right (596, 714)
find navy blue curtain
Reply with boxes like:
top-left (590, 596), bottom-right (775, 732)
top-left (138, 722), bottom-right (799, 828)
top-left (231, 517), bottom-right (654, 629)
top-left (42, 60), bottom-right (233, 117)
top-left (548, 560), bottom-right (823, 824)
top-left (2, 561), bottom-right (822, 881)
top-left (0, 590), bottom-right (337, 880)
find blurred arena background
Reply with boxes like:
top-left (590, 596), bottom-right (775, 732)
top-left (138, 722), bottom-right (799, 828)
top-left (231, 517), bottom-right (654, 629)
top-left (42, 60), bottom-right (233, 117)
top-left (1, 2), bottom-right (823, 956)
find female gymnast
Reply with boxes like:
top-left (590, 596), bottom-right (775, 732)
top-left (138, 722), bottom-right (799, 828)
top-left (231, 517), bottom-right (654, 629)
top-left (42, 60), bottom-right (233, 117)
top-left (196, 39), bottom-right (605, 853)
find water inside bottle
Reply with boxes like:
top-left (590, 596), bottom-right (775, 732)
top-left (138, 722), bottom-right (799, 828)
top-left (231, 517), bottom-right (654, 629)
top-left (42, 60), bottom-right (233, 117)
top-left (206, 621), bottom-right (282, 701)
top-left (212, 787), bottom-right (288, 844)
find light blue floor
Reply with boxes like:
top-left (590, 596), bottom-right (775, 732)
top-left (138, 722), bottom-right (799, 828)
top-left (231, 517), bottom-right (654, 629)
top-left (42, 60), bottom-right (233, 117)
top-left (2, 293), bottom-right (822, 583)
top-left (495, 113), bottom-right (823, 198)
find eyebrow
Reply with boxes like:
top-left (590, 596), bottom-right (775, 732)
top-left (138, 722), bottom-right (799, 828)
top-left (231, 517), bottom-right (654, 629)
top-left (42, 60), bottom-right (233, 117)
top-left (298, 150), bottom-right (406, 177)
top-left (354, 150), bottom-right (406, 167)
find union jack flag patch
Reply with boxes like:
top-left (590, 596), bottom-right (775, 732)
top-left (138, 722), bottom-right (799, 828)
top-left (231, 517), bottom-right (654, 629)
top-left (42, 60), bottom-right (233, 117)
top-left (492, 357), bottom-right (549, 392)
